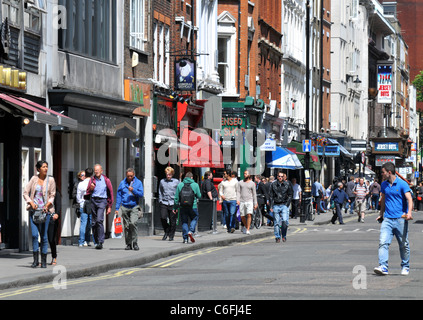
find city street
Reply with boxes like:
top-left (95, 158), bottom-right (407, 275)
top-left (2, 212), bottom-right (423, 301)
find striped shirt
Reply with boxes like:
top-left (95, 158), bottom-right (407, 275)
top-left (354, 184), bottom-right (368, 200)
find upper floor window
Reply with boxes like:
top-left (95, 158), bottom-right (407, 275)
top-left (58, 0), bottom-right (117, 64)
top-left (130, 0), bottom-right (146, 51)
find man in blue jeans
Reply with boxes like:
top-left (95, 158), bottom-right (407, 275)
top-left (174, 172), bottom-right (202, 243)
top-left (374, 162), bottom-right (413, 276)
top-left (269, 172), bottom-right (293, 243)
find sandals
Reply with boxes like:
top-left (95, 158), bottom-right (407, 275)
top-left (50, 258), bottom-right (57, 266)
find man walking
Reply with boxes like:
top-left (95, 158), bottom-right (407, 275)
top-left (115, 168), bottom-right (144, 251)
top-left (312, 178), bottom-right (324, 214)
top-left (218, 170), bottom-right (238, 233)
top-left (345, 176), bottom-right (356, 214)
top-left (354, 178), bottom-right (369, 223)
top-left (269, 172), bottom-right (293, 243)
top-left (174, 172), bottom-right (202, 243)
top-left (237, 171), bottom-right (258, 235)
top-left (369, 178), bottom-right (381, 210)
top-left (158, 167), bottom-right (180, 241)
top-left (86, 164), bottom-right (114, 250)
top-left (374, 162), bottom-right (413, 276)
top-left (330, 182), bottom-right (350, 225)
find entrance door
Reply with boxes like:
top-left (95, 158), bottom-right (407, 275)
top-left (21, 148), bottom-right (30, 251)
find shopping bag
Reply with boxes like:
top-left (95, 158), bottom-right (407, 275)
top-left (112, 214), bottom-right (123, 238)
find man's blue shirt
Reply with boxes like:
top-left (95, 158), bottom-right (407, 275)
top-left (92, 175), bottom-right (108, 198)
top-left (381, 177), bottom-right (411, 218)
top-left (115, 176), bottom-right (144, 210)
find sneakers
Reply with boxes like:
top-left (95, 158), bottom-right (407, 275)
top-left (401, 267), bottom-right (410, 276)
top-left (188, 232), bottom-right (195, 243)
top-left (374, 265), bottom-right (410, 276)
top-left (374, 265), bottom-right (389, 275)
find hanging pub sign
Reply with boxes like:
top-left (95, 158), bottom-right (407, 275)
top-left (175, 58), bottom-right (196, 91)
top-left (377, 64), bottom-right (392, 104)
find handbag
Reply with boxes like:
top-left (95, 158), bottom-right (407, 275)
top-left (32, 209), bottom-right (47, 224)
top-left (31, 176), bottom-right (52, 224)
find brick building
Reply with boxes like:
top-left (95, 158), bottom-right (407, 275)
top-left (393, 0), bottom-right (423, 111)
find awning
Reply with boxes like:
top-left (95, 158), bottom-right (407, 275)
top-left (287, 141), bottom-right (321, 171)
top-left (180, 128), bottom-right (224, 168)
top-left (328, 138), bottom-right (353, 159)
top-left (266, 146), bottom-right (303, 170)
top-left (0, 93), bottom-right (78, 129)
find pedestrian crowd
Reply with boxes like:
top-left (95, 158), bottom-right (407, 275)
top-left (23, 160), bottom-right (415, 277)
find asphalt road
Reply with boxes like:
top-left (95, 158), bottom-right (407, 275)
top-left (2, 213), bottom-right (423, 303)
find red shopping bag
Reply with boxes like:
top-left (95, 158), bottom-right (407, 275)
top-left (114, 215), bottom-right (123, 234)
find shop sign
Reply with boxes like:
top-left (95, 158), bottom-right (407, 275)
top-left (374, 142), bottom-right (399, 152)
top-left (0, 64), bottom-right (26, 91)
top-left (221, 117), bottom-right (246, 137)
top-left (317, 145), bottom-right (340, 157)
top-left (175, 58), bottom-right (196, 91)
top-left (375, 155), bottom-right (395, 167)
top-left (124, 79), bottom-right (151, 117)
top-left (377, 64), bottom-right (392, 104)
top-left (261, 139), bottom-right (276, 151)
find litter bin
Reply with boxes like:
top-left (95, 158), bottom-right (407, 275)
top-left (197, 199), bottom-right (216, 232)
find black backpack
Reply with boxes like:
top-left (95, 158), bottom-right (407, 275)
top-left (180, 182), bottom-right (195, 207)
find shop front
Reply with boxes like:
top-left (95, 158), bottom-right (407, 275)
top-left (49, 89), bottom-right (148, 243)
top-left (221, 97), bottom-right (265, 179)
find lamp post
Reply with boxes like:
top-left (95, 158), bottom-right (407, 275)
top-left (301, 0), bottom-right (311, 223)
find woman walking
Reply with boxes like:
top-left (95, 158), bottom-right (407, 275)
top-left (23, 160), bottom-right (56, 268)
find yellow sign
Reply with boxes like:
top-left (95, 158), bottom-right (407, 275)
top-left (0, 64), bottom-right (26, 91)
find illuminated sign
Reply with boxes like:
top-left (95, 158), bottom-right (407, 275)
top-left (377, 64), bottom-right (392, 104)
top-left (0, 64), bottom-right (26, 91)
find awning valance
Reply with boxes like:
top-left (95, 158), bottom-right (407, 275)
top-left (0, 93), bottom-right (78, 129)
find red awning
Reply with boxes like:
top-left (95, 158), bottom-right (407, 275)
top-left (180, 128), bottom-right (224, 168)
top-left (0, 93), bottom-right (77, 128)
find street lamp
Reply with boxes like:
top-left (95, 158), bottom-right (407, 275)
top-left (301, 0), bottom-right (311, 223)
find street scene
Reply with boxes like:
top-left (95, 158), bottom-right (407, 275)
top-left (1, 210), bottom-right (423, 302)
top-left (1, 0), bottom-right (423, 304)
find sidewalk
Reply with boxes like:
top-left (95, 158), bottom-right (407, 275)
top-left (0, 210), bottom-right (362, 290)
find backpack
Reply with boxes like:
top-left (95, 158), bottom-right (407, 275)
top-left (179, 182), bottom-right (195, 207)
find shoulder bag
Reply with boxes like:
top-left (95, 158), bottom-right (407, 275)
top-left (32, 177), bottom-right (52, 224)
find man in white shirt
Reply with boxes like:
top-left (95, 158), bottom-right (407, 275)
top-left (291, 178), bottom-right (302, 219)
top-left (76, 168), bottom-right (93, 247)
top-left (219, 170), bottom-right (239, 233)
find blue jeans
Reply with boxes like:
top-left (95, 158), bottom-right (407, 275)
top-left (30, 212), bottom-right (51, 254)
top-left (180, 207), bottom-right (199, 240)
top-left (222, 200), bottom-right (237, 231)
top-left (378, 218), bottom-right (410, 269)
top-left (273, 204), bottom-right (289, 239)
top-left (79, 205), bottom-right (92, 245)
top-left (371, 194), bottom-right (380, 210)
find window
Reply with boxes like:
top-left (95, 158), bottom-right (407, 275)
top-left (383, 4), bottom-right (397, 17)
top-left (130, 0), bottom-right (145, 51)
top-left (218, 37), bottom-right (229, 90)
top-left (153, 22), bottom-right (170, 86)
top-left (217, 11), bottom-right (237, 95)
top-left (58, 0), bottom-right (117, 64)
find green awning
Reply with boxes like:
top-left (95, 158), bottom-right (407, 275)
top-left (287, 141), bottom-right (322, 171)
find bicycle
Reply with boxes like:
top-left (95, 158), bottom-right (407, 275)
top-left (250, 207), bottom-right (262, 229)
top-left (303, 196), bottom-right (316, 221)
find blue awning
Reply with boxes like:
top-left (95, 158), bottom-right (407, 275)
top-left (266, 147), bottom-right (303, 170)
top-left (328, 138), bottom-right (353, 158)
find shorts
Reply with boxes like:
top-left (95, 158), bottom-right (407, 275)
top-left (239, 202), bottom-right (254, 216)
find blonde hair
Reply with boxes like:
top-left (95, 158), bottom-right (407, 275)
top-left (77, 170), bottom-right (85, 179)
top-left (165, 167), bottom-right (175, 176)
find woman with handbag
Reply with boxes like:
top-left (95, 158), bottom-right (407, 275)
top-left (23, 160), bottom-right (56, 268)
